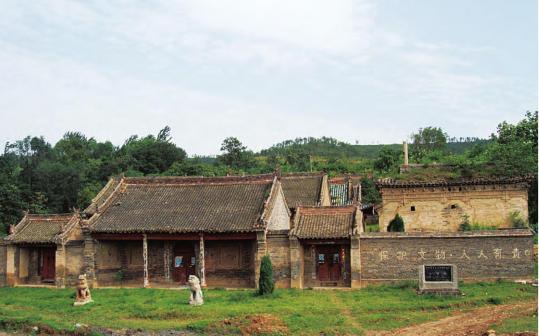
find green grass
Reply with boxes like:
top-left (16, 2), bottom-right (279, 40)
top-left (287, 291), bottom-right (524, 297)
top-left (365, 223), bottom-right (379, 232)
top-left (0, 281), bottom-right (536, 335)
top-left (490, 307), bottom-right (538, 334)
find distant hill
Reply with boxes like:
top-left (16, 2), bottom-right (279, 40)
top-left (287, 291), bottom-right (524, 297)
top-left (258, 137), bottom-right (489, 159)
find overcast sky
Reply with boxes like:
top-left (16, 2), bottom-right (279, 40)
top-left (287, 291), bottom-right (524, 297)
top-left (0, 0), bottom-right (537, 155)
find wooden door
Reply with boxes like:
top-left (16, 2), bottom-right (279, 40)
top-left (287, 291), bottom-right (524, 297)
top-left (316, 246), bottom-right (341, 282)
top-left (41, 248), bottom-right (56, 281)
top-left (172, 245), bottom-right (196, 284)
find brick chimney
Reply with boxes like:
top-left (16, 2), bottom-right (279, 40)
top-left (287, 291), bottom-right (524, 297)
top-left (403, 141), bottom-right (409, 166)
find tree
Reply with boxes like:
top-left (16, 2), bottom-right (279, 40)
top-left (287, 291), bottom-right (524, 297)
top-left (121, 126), bottom-right (187, 175)
top-left (0, 153), bottom-right (24, 235)
top-left (410, 127), bottom-right (448, 162)
top-left (218, 137), bottom-right (255, 170)
top-left (361, 178), bottom-right (381, 205)
top-left (487, 111), bottom-right (538, 223)
top-left (387, 214), bottom-right (404, 232)
top-left (258, 254), bottom-right (274, 295)
top-left (374, 146), bottom-right (400, 172)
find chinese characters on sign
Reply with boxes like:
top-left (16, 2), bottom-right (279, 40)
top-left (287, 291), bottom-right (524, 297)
top-left (377, 248), bottom-right (531, 261)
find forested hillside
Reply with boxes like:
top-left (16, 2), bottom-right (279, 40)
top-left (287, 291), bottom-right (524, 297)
top-left (0, 111), bottom-right (536, 235)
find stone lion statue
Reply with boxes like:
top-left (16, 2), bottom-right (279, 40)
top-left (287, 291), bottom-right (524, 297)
top-left (74, 274), bottom-right (93, 306)
top-left (188, 275), bottom-right (203, 305)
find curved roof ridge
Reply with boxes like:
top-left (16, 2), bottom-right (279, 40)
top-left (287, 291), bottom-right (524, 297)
top-left (124, 173), bottom-right (275, 185)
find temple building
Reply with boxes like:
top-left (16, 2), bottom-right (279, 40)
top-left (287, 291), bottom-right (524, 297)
top-left (82, 173), bottom-right (289, 288)
top-left (1, 172), bottom-right (534, 289)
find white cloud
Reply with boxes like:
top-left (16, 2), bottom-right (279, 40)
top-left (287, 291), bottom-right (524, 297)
top-left (0, 0), bottom-right (535, 153)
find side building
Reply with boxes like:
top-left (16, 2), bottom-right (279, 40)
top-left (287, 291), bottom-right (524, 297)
top-left (4, 213), bottom-right (84, 287)
top-left (376, 176), bottom-right (531, 232)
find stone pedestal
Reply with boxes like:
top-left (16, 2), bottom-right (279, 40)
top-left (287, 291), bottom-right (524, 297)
top-left (418, 264), bottom-right (460, 295)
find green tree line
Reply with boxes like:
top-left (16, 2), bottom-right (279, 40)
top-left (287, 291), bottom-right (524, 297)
top-left (0, 111), bottom-right (536, 235)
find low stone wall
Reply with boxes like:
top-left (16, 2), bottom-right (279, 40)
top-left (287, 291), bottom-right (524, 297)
top-left (359, 229), bottom-right (534, 283)
top-left (0, 241), bottom-right (6, 287)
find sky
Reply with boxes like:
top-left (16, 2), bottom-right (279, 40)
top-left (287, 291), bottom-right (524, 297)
top-left (0, 0), bottom-right (537, 156)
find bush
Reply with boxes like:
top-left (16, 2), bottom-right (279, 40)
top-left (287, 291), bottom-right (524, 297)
top-left (258, 255), bottom-right (274, 295)
top-left (487, 297), bottom-right (503, 305)
top-left (387, 214), bottom-right (404, 232)
top-left (459, 215), bottom-right (472, 231)
top-left (509, 211), bottom-right (528, 228)
top-left (459, 215), bottom-right (497, 231)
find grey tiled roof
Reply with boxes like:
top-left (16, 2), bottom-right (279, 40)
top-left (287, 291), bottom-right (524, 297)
top-left (291, 206), bottom-right (356, 239)
top-left (281, 173), bottom-right (323, 208)
top-left (90, 175), bottom-right (275, 233)
top-left (376, 176), bottom-right (533, 188)
top-left (7, 214), bottom-right (76, 244)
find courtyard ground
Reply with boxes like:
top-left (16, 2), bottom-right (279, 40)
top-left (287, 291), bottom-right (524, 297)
top-left (0, 281), bottom-right (536, 335)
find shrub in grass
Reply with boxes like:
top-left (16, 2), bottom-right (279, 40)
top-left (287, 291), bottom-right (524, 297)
top-left (258, 255), bottom-right (274, 295)
top-left (387, 214), bottom-right (404, 232)
top-left (487, 297), bottom-right (503, 305)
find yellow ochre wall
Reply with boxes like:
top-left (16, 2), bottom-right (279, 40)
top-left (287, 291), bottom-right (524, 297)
top-left (378, 183), bottom-right (529, 232)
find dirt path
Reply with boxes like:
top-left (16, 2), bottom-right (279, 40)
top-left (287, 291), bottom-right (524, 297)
top-left (366, 301), bottom-right (537, 336)
top-left (328, 291), bottom-right (363, 332)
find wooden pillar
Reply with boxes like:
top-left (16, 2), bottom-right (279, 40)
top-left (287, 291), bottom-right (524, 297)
top-left (143, 234), bottom-right (149, 288)
top-left (163, 241), bottom-right (171, 280)
top-left (198, 233), bottom-right (206, 287)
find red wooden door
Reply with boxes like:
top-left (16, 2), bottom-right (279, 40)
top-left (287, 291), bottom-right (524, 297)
top-left (316, 246), bottom-right (341, 282)
top-left (41, 248), bottom-right (56, 281)
top-left (172, 246), bottom-right (195, 284)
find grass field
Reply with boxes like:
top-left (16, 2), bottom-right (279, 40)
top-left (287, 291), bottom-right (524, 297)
top-left (0, 281), bottom-right (536, 335)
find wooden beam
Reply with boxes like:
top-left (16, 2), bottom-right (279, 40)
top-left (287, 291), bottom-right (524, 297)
top-left (92, 232), bottom-right (257, 241)
top-left (92, 233), bottom-right (143, 240)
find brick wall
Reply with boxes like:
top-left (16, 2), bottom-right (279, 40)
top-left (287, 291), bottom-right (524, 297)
top-left (65, 241), bottom-right (84, 286)
top-left (360, 230), bottom-right (534, 283)
top-left (0, 241), bottom-right (5, 287)
top-left (378, 184), bottom-right (529, 232)
top-left (266, 231), bottom-right (291, 288)
top-left (205, 240), bottom-right (254, 288)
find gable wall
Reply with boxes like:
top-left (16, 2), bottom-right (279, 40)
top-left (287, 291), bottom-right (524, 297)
top-left (379, 184), bottom-right (528, 232)
top-left (320, 175), bottom-right (332, 206)
top-left (267, 188), bottom-right (290, 231)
